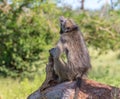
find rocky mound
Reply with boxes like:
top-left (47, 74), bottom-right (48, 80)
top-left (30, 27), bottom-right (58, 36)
top-left (27, 79), bottom-right (120, 99)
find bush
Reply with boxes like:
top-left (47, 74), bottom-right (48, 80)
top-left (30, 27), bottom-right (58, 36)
top-left (0, 2), bottom-right (59, 77)
top-left (0, 1), bottom-right (120, 77)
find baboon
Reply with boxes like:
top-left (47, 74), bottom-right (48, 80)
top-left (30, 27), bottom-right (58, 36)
top-left (49, 16), bottom-right (91, 98)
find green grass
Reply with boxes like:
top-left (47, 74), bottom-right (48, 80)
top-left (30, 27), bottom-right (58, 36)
top-left (0, 75), bottom-right (45, 99)
top-left (0, 50), bottom-right (120, 99)
top-left (89, 49), bottom-right (120, 87)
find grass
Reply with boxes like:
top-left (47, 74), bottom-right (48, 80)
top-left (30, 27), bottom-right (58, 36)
top-left (0, 50), bottom-right (120, 99)
top-left (0, 75), bottom-right (45, 99)
top-left (89, 49), bottom-right (120, 87)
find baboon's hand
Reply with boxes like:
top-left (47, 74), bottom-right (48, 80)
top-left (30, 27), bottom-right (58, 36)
top-left (49, 48), bottom-right (56, 57)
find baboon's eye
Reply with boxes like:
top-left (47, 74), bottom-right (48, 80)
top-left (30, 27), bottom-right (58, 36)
top-left (66, 27), bottom-right (70, 30)
top-left (60, 20), bottom-right (63, 22)
top-left (65, 27), bottom-right (71, 32)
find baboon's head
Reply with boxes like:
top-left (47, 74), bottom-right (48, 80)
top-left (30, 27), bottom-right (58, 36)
top-left (59, 16), bottom-right (78, 34)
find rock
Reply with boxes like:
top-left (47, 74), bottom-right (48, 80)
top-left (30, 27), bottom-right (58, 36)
top-left (27, 79), bottom-right (120, 99)
top-left (27, 54), bottom-right (120, 99)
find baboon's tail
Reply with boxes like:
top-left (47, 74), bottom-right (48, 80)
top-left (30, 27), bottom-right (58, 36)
top-left (74, 76), bottom-right (82, 99)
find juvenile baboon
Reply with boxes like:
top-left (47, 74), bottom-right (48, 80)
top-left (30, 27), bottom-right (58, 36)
top-left (50, 17), bottom-right (91, 95)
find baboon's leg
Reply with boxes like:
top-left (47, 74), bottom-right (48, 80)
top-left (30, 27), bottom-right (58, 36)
top-left (53, 58), bottom-right (67, 82)
top-left (49, 47), bottom-right (68, 82)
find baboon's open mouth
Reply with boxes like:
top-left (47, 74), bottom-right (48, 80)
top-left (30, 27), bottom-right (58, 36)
top-left (59, 16), bottom-right (66, 23)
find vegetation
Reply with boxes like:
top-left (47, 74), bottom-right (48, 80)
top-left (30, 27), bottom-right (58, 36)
top-left (0, 0), bottom-right (120, 99)
top-left (0, 0), bottom-right (120, 77)
top-left (0, 51), bottom-right (120, 99)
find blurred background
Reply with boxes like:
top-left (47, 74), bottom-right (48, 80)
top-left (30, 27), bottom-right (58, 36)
top-left (0, 0), bottom-right (120, 99)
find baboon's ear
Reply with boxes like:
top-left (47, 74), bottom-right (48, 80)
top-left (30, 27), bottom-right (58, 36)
top-left (73, 25), bottom-right (79, 30)
top-left (69, 19), bottom-right (76, 26)
top-left (69, 19), bottom-right (79, 31)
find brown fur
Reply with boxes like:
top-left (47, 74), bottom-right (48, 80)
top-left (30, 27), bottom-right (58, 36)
top-left (50, 17), bottom-right (91, 99)
top-left (50, 17), bottom-right (91, 83)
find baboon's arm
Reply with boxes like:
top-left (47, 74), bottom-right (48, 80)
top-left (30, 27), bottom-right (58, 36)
top-left (51, 40), bottom-right (65, 58)
top-left (54, 58), bottom-right (66, 68)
